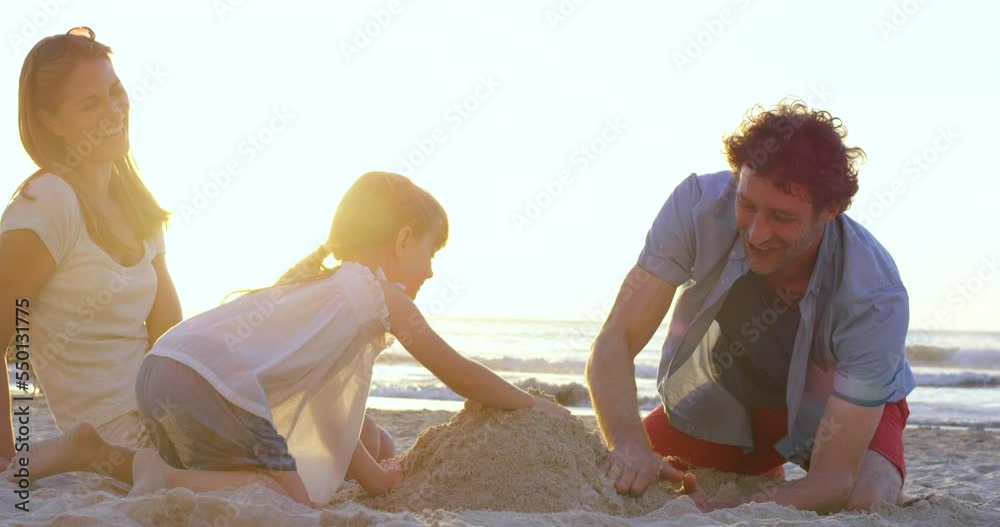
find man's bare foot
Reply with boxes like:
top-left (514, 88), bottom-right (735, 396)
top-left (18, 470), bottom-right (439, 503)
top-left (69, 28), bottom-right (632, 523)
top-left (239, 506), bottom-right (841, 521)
top-left (3, 421), bottom-right (106, 482)
top-left (131, 449), bottom-right (169, 494)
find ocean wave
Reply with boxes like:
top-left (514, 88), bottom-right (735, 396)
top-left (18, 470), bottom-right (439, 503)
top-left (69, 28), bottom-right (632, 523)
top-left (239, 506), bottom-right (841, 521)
top-left (907, 419), bottom-right (1000, 430)
top-left (378, 346), bottom-right (1000, 380)
top-left (906, 345), bottom-right (1000, 369)
top-left (915, 371), bottom-right (1000, 387)
top-left (370, 378), bottom-right (662, 409)
top-left (377, 352), bottom-right (660, 379)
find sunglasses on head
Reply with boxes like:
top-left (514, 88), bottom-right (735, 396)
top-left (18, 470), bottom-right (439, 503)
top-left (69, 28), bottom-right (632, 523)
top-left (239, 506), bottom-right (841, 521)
top-left (65, 26), bottom-right (96, 40)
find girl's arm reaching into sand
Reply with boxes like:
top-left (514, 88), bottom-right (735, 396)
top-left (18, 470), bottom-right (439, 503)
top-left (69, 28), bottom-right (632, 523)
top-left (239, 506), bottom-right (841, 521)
top-left (383, 285), bottom-right (570, 418)
top-left (347, 440), bottom-right (403, 496)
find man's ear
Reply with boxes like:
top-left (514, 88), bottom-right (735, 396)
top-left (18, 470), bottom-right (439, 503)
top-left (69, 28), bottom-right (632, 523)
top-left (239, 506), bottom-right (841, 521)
top-left (820, 205), bottom-right (840, 222)
top-left (394, 226), bottom-right (414, 256)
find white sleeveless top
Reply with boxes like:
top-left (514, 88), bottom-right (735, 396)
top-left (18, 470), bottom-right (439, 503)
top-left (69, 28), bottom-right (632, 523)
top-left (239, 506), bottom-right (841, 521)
top-left (149, 262), bottom-right (394, 504)
top-left (1, 173), bottom-right (164, 430)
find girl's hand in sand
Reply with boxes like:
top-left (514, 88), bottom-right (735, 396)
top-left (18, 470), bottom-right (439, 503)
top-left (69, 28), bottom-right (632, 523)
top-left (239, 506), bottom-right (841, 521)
top-left (384, 467), bottom-right (404, 492)
top-left (531, 395), bottom-right (572, 418)
top-left (601, 446), bottom-right (695, 496)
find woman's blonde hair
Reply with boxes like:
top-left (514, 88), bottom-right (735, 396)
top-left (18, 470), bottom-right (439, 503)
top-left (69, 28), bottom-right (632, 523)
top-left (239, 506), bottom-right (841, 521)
top-left (228, 171), bottom-right (448, 300)
top-left (12, 27), bottom-right (169, 258)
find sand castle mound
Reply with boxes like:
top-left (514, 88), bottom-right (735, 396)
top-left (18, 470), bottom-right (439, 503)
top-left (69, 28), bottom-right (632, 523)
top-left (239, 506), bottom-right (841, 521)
top-left (359, 406), bottom-right (678, 515)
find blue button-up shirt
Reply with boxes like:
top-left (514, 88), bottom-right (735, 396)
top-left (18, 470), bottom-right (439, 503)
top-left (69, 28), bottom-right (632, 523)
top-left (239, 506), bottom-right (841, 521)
top-left (638, 171), bottom-right (916, 465)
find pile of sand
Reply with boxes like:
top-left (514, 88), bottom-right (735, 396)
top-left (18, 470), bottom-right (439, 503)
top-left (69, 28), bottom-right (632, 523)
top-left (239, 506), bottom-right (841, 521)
top-left (348, 405), bottom-right (678, 515)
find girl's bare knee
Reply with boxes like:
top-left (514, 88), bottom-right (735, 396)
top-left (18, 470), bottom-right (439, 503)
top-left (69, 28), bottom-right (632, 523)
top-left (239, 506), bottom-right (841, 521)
top-left (377, 426), bottom-right (395, 461)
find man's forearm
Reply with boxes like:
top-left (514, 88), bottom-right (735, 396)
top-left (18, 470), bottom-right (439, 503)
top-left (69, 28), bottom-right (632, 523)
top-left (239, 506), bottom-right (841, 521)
top-left (711, 473), bottom-right (853, 514)
top-left (587, 333), bottom-right (648, 449)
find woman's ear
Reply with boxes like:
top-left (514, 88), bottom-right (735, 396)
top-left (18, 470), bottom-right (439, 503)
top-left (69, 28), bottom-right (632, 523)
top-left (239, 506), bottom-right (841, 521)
top-left (394, 226), bottom-right (415, 256)
top-left (38, 107), bottom-right (66, 137)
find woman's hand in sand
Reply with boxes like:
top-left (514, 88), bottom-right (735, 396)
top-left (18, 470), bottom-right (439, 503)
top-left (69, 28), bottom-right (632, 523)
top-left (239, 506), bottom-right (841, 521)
top-left (531, 395), bottom-right (572, 419)
top-left (600, 445), bottom-right (695, 496)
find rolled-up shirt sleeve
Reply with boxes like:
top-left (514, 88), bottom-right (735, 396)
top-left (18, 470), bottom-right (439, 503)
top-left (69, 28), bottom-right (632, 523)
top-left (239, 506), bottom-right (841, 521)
top-left (637, 174), bottom-right (702, 286)
top-left (830, 285), bottom-right (909, 407)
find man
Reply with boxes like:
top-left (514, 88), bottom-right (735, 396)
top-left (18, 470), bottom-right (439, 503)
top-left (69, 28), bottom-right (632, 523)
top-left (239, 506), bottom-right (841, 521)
top-left (586, 100), bottom-right (915, 513)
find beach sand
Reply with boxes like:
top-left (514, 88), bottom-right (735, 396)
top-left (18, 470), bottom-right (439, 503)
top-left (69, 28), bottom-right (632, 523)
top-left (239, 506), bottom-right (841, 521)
top-left (1, 403), bottom-right (998, 526)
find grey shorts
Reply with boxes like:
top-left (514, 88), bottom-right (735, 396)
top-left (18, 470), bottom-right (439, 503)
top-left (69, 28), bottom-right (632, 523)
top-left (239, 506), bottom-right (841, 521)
top-left (135, 354), bottom-right (297, 472)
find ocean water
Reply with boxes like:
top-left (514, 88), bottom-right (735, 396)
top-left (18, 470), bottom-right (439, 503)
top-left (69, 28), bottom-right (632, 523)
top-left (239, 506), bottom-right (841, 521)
top-left (8, 318), bottom-right (998, 430)
top-left (371, 318), bottom-right (1000, 429)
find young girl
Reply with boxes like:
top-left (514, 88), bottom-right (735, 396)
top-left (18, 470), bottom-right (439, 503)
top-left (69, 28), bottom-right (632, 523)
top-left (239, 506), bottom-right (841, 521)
top-left (130, 171), bottom-right (570, 506)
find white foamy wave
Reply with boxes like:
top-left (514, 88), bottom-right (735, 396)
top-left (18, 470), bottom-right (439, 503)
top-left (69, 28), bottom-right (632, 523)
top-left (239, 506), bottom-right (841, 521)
top-left (915, 371), bottom-right (1000, 387)
top-left (377, 352), bottom-right (659, 379)
top-left (907, 418), bottom-right (1000, 429)
top-left (370, 385), bottom-right (465, 401)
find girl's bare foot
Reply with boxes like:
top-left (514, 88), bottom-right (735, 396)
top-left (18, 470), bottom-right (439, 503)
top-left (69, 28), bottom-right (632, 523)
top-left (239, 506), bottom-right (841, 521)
top-left (131, 449), bottom-right (169, 494)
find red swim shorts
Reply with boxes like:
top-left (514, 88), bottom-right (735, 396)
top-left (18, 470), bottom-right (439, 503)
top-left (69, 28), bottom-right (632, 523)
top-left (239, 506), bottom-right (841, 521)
top-left (642, 399), bottom-right (909, 479)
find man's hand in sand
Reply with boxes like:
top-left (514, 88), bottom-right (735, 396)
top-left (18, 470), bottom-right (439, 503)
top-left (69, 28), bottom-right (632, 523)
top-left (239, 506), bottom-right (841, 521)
top-left (600, 445), bottom-right (697, 496)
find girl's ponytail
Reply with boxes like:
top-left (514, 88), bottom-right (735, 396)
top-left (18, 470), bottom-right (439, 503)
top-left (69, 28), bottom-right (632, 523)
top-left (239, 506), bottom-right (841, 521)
top-left (223, 243), bottom-right (336, 302)
top-left (273, 242), bottom-right (337, 286)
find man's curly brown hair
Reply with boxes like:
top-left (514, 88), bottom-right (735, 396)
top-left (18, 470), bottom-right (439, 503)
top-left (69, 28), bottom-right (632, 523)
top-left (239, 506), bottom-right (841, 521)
top-left (723, 99), bottom-right (866, 213)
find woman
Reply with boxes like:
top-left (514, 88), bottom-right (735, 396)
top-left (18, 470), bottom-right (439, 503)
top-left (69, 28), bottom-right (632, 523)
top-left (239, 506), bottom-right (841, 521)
top-left (0, 27), bottom-right (181, 483)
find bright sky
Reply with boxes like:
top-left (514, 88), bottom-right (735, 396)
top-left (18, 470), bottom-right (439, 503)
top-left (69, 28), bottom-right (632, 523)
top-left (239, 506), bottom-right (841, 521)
top-left (2, 0), bottom-right (997, 332)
